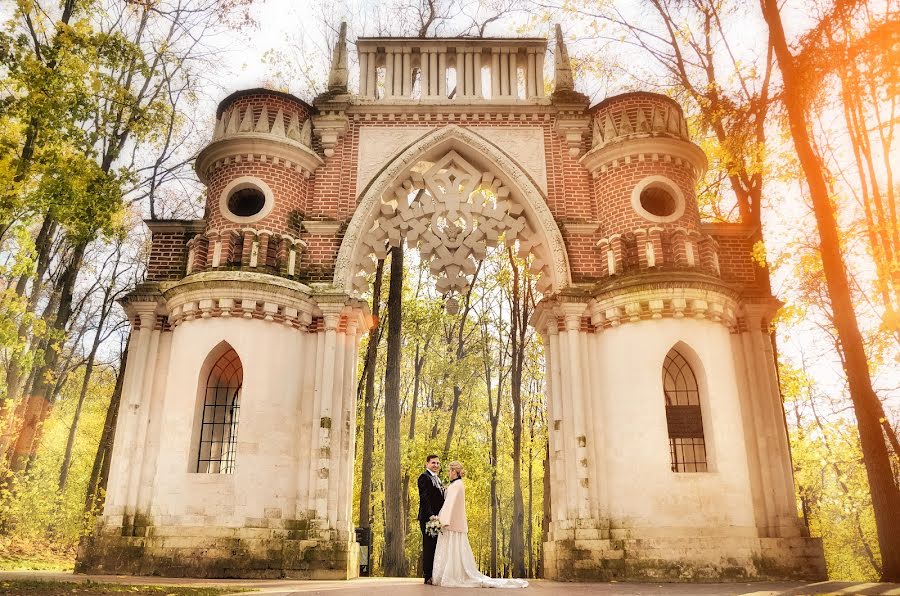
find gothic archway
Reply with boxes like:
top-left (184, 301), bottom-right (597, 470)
top-left (333, 125), bottom-right (572, 297)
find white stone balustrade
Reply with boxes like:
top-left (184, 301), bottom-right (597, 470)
top-left (356, 38), bottom-right (547, 102)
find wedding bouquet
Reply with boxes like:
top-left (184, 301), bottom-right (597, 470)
top-left (425, 515), bottom-right (443, 537)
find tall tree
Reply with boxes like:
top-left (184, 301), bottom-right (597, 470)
top-left (761, 0), bottom-right (900, 580)
top-left (358, 258), bottom-right (386, 529)
top-left (506, 249), bottom-right (534, 579)
top-left (382, 244), bottom-right (407, 576)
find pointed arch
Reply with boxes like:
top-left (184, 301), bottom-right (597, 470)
top-left (662, 342), bottom-right (708, 472)
top-left (333, 124), bottom-right (571, 294)
top-left (193, 341), bottom-right (243, 474)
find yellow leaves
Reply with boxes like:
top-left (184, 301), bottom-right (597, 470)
top-left (751, 240), bottom-right (768, 268)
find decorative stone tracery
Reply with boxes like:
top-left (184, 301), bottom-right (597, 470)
top-left (349, 150), bottom-right (553, 295)
top-left (335, 124), bottom-right (572, 295)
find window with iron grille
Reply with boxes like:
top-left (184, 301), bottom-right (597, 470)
top-left (196, 348), bottom-right (242, 474)
top-left (663, 348), bottom-right (707, 472)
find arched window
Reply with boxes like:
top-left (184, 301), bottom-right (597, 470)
top-left (662, 348), bottom-right (707, 472)
top-left (196, 347), bottom-right (242, 474)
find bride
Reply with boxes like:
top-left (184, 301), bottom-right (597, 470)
top-left (432, 461), bottom-right (528, 588)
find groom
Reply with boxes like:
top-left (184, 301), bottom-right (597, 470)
top-left (417, 454), bottom-right (444, 585)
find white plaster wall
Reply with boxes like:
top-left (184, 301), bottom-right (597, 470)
top-left (593, 318), bottom-right (757, 535)
top-left (147, 318), bottom-right (313, 524)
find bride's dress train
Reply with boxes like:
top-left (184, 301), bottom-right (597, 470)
top-left (432, 530), bottom-right (528, 588)
top-left (431, 478), bottom-right (528, 589)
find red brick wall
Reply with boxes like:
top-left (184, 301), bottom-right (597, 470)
top-left (593, 159), bottom-right (701, 237)
top-left (167, 88), bottom-right (763, 294)
top-left (205, 161), bottom-right (309, 236)
top-left (147, 230), bottom-right (192, 281)
top-left (711, 232), bottom-right (759, 288)
top-left (302, 113), bottom-right (600, 282)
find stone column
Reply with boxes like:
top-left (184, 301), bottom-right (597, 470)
top-left (135, 325), bottom-right (172, 517)
top-left (366, 51), bottom-right (377, 98)
top-left (437, 49), bottom-right (447, 97)
top-left (359, 51), bottom-right (369, 96)
top-left (473, 50), bottom-right (483, 98)
top-left (456, 49), bottom-right (467, 97)
top-left (117, 304), bottom-right (162, 533)
top-left (508, 50), bottom-right (518, 99)
top-left (526, 50), bottom-right (537, 98)
top-left (420, 49), bottom-right (430, 97)
top-left (535, 50), bottom-right (545, 97)
top-left (560, 302), bottom-right (591, 519)
top-left (491, 49), bottom-right (501, 99)
top-left (500, 48), bottom-right (510, 98)
top-left (746, 305), bottom-right (801, 535)
top-left (102, 310), bottom-right (149, 524)
top-left (430, 51), bottom-right (439, 97)
top-left (546, 317), bottom-right (577, 521)
top-left (326, 309), bottom-right (346, 528)
top-left (338, 309), bottom-right (362, 533)
top-left (402, 49), bottom-right (411, 97)
top-left (393, 51), bottom-right (404, 97)
top-left (308, 325), bottom-right (327, 518)
top-left (385, 49), bottom-right (395, 98)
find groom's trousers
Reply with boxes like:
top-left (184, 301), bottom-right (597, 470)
top-left (420, 520), bottom-right (438, 581)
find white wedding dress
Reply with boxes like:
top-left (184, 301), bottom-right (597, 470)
top-left (432, 479), bottom-right (528, 589)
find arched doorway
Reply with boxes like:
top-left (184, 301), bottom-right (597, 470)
top-left (336, 127), bottom-right (569, 577)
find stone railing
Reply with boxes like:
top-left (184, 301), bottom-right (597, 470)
top-left (355, 38), bottom-right (547, 102)
top-left (185, 228), bottom-right (307, 278)
top-left (596, 226), bottom-right (720, 278)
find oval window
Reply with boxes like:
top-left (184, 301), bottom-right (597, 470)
top-left (227, 187), bottom-right (266, 217)
top-left (640, 186), bottom-right (677, 217)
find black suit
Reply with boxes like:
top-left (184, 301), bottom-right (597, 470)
top-left (418, 470), bottom-right (445, 581)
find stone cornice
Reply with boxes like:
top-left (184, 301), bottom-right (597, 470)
top-left (195, 133), bottom-right (323, 183)
top-left (346, 106), bottom-right (556, 119)
top-left (561, 222), bottom-right (600, 235)
top-left (580, 272), bottom-right (740, 332)
top-left (158, 271), bottom-right (371, 331)
top-left (145, 219), bottom-right (206, 235)
top-left (579, 136), bottom-right (707, 178)
top-left (118, 283), bottom-right (166, 317)
top-left (161, 270), bottom-right (315, 301)
top-left (589, 271), bottom-right (739, 301)
top-left (302, 220), bottom-right (343, 235)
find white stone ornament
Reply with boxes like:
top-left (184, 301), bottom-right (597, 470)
top-left (349, 150), bottom-right (552, 295)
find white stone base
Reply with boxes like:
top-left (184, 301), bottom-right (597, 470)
top-left (543, 519), bottom-right (826, 582)
top-left (76, 515), bottom-right (360, 580)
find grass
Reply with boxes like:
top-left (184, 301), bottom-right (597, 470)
top-left (0, 579), bottom-right (254, 595)
top-left (0, 540), bottom-right (75, 572)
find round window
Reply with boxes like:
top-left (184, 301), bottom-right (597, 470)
top-left (227, 187), bottom-right (266, 217)
top-left (218, 177), bottom-right (274, 224)
top-left (639, 186), bottom-right (677, 217)
top-left (631, 176), bottom-right (686, 223)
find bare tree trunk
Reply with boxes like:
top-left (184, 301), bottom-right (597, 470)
top-left (442, 262), bottom-right (481, 457)
top-left (358, 258), bottom-right (385, 529)
top-left (507, 250), bottom-right (529, 578)
top-left (9, 241), bottom-right (87, 472)
top-left (85, 338), bottom-right (128, 513)
top-left (59, 303), bottom-right (114, 491)
top-left (3, 216), bottom-right (57, 409)
top-left (383, 244), bottom-right (407, 576)
top-left (762, 0), bottom-right (900, 580)
top-left (402, 341), bottom-right (426, 540)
